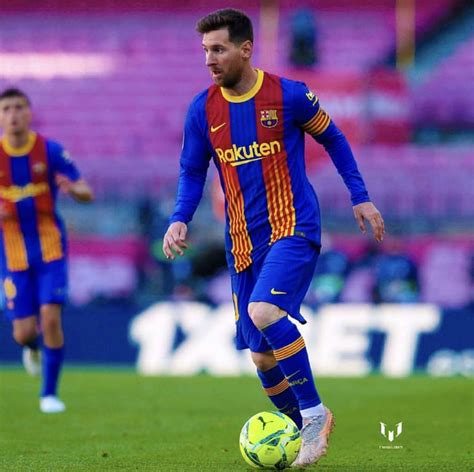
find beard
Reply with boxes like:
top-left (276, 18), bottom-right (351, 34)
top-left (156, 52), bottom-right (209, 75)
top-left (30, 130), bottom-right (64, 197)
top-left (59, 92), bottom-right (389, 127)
top-left (213, 67), bottom-right (243, 89)
top-left (221, 74), bottom-right (240, 88)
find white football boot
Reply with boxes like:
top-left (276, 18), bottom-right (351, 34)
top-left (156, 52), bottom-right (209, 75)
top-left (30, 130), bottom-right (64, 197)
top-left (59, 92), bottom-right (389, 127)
top-left (40, 396), bottom-right (66, 414)
top-left (22, 347), bottom-right (41, 376)
top-left (291, 407), bottom-right (335, 468)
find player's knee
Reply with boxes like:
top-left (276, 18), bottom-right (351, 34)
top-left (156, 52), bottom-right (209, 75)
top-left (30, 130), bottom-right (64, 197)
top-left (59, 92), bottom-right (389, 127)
top-left (248, 302), bottom-right (273, 328)
top-left (251, 351), bottom-right (277, 371)
top-left (40, 315), bottom-right (62, 336)
top-left (248, 302), bottom-right (284, 330)
top-left (13, 325), bottom-right (37, 346)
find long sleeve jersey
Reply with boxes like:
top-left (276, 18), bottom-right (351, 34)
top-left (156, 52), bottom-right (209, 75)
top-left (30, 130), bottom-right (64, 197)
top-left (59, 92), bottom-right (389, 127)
top-left (170, 69), bottom-right (370, 273)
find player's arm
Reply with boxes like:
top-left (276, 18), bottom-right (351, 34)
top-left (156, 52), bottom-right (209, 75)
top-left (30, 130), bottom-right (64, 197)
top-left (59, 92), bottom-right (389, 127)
top-left (293, 83), bottom-right (384, 242)
top-left (310, 120), bottom-right (384, 242)
top-left (55, 175), bottom-right (94, 202)
top-left (163, 98), bottom-right (211, 260)
top-left (49, 142), bottom-right (94, 203)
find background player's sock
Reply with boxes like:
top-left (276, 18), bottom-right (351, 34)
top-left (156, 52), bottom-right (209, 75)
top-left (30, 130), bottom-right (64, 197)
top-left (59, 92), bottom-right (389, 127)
top-left (41, 345), bottom-right (64, 397)
top-left (262, 317), bottom-right (321, 411)
top-left (257, 365), bottom-right (303, 429)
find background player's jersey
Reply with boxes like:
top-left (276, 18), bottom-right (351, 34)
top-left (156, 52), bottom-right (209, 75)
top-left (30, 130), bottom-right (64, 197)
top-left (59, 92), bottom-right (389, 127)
top-left (0, 131), bottom-right (80, 271)
top-left (171, 69), bottom-right (370, 273)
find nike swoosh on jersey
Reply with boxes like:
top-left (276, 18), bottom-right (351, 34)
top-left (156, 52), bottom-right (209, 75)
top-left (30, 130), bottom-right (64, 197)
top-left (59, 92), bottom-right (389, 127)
top-left (210, 123), bottom-right (226, 133)
top-left (271, 288), bottom-right (287, 295)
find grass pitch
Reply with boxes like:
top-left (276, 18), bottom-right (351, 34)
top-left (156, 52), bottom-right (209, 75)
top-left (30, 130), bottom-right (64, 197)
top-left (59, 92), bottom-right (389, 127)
top-left (0, 370), bottom-right (472, 471)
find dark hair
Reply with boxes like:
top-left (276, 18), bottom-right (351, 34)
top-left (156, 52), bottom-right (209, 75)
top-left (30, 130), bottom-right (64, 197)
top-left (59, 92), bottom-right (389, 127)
top-left (196, 8), bottom-right (253, 44)
top-left (0, 87), bottom-right (31, 105)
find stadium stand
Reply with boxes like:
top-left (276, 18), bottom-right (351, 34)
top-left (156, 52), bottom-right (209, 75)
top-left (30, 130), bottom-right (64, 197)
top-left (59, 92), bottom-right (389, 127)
top-left (412, 36), bottom-right (474, 127)
top-left (0, 0), bottom-right (472, 310)
top-left (0, 0), bottom-right (464, 193)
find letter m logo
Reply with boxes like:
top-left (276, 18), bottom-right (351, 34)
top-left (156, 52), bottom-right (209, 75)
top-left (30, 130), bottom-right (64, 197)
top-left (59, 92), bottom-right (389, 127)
top-left (380, 422), bottom-right (403, 442)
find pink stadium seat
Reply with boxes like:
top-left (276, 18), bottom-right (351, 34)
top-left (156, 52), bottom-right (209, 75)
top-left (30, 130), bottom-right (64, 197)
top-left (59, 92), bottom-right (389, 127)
top-left (413, 37), bottom-right (474, 127)
top-left (0, 3), bottom-right (466, 197)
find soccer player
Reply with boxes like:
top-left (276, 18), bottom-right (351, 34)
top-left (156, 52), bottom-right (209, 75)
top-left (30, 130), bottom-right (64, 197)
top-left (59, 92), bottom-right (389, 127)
top-left (162, 9), bottom-right (384, 467)
top-left (0, 88), bottom-right (94, 413)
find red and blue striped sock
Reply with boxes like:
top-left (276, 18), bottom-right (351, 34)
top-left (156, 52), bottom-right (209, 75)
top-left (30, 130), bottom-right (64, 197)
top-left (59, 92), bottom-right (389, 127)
top-left (262, 317), bottom-right (321, 411)
top-left (257, 365), bottom-right (303, 429)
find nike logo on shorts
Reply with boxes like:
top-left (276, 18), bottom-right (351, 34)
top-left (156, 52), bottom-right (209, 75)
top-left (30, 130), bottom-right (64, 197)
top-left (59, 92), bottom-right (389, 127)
top-left (271, 288), bottom-right (287, 295)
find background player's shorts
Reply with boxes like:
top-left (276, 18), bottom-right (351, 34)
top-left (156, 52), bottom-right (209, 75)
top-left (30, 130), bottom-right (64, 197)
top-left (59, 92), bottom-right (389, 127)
top-left (2, 258), bottom-right (68, 321)
top-left (231, 236), bottom-right (319, 352)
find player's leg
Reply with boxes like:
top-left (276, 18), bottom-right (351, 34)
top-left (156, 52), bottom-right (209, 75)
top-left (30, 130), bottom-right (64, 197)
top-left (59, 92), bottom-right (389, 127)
top-left (13, 316), bottom-right (42, 376)
top-left (249, 302), bottom-right (323, 418)
top-left (250, 303), bottom-right (334, 467)
top-left (231, 266), bottom-right (301, 428)
top-left (39, 303), bottom-right (65, 412)
top-left (37, 259), bottom-right (67, 413)
top-left (248, 237), bottom-right (334, 467)
top-left (251, 350), bottom-right (303, 429)
top-left (12, 316), bottom-right (38, 345)
top-left (2, 272), bottom-right (42, 375)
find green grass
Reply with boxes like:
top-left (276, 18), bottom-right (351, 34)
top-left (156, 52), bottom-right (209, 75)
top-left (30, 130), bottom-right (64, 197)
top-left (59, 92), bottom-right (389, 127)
top-left (0, 370), bottom-right (472, 471)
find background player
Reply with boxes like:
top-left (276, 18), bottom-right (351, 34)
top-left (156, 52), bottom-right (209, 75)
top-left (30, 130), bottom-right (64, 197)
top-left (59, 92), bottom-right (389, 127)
top-left (0, 88), bottom-right (94, 413)
top-left (163, 9), bottom-right (384, 467)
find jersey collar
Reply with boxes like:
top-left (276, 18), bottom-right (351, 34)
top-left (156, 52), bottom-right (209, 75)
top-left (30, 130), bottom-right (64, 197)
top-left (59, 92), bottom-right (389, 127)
top-left (220, 69), bottom-right (264, 103)
top-left (1, 131), bottom-right (37, 156)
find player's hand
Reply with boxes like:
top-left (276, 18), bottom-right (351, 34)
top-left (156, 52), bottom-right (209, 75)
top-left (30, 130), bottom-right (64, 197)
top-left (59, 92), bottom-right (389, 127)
top-left (353, 202), bottom-right (385, 242)
top-left (55, 173), bottom-right (74, 194)
top-left (163, 222), bottom-right (189, 259)
top-left (55, 174), bottom-right (94, 202)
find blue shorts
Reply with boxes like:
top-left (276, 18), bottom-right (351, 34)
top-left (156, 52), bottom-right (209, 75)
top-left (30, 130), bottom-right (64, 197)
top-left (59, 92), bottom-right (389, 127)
top-left (2, 258), bottom-right (68, 321)
top-left (231, 236), bottom-right (319, 352)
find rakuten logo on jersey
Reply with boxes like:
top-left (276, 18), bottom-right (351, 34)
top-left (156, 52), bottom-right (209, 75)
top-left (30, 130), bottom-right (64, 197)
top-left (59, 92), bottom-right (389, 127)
top-left (215, 140), bottom-right (281, 167)
top-left (0, 182), bottom-right (49, 202)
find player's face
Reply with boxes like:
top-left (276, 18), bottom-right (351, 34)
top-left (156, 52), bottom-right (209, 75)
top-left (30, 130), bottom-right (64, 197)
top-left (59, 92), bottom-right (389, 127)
top-left (0, 96), bottom-right (32, 136)
top-left (202, 28), bottom-right (251, 88)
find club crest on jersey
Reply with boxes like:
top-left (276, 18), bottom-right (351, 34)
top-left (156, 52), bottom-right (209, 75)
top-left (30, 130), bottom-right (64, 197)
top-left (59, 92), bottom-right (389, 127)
top-left (32, 162), bottom-right (46, 174)
top-left (260, 109), bottom-right (278, 128)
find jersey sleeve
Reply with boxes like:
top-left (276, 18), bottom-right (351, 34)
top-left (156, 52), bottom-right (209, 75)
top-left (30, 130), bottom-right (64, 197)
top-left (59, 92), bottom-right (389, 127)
top-left (169, 93), bottom-right (212, 225)
top-left (47, 140), bottom-right (81, 182)
top-left (292, 81), bottom-right (370, 206)
top-left (292, 81), bottom-right (331, 136)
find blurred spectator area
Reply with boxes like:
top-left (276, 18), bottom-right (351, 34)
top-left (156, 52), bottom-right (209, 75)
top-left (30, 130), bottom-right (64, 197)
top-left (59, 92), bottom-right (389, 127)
top-left (413, 35), bottom-right (474, 129)
top-left (0, 0), bottom-right (472, 310)
top-left (307, 234), bottom-right (473, 309)
top-left (313, 144), bottom-right (473, 226)
top-left (277, 0), bottom-right (457, 71)
top-left (0, 0), bottom-right (471, 194)
top-left (65, 232), bottom-right (473, 310)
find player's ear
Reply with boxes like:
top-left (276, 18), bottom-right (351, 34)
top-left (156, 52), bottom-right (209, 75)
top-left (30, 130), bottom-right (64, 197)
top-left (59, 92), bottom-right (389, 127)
top-left (25, 107), bottom-right (33, 125)
top-left (240, 40), bottom-right (253, 60)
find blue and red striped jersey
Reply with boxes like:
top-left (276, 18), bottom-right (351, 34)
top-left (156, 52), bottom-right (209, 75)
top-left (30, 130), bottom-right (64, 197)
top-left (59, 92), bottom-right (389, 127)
top-left (171, 69), bottom-right (370, 273)
top-left (0, 131), bottom-right (80, 271)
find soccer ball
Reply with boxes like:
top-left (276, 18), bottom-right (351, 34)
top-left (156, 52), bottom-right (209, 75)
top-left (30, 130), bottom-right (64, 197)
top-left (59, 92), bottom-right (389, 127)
top-left (239, 411), bottom-right (301, 469)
